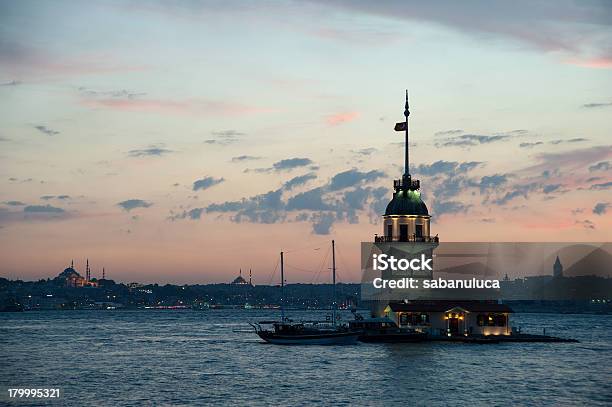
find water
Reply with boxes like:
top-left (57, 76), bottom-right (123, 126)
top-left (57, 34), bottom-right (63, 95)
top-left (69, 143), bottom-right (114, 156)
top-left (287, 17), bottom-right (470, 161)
top-left (1, 310), bottom-right (611, 406)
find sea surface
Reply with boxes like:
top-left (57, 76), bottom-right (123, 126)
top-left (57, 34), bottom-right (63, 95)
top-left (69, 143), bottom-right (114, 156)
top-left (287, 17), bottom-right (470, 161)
top-left (1, 310), bottom-right (611, 406)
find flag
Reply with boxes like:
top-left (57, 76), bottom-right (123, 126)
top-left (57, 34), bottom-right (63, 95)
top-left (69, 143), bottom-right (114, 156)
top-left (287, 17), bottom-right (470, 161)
top-left (394, 121), bottom-right (407, 131)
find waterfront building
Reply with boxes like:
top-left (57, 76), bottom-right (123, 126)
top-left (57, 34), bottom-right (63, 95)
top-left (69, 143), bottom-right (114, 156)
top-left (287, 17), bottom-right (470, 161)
top-left (384, 300), bottom-right (513, 337)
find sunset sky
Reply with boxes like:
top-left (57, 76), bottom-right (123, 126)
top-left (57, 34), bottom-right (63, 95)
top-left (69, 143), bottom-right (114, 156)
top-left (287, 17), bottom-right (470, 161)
top-left (1, 1), bottom-right (611, 284)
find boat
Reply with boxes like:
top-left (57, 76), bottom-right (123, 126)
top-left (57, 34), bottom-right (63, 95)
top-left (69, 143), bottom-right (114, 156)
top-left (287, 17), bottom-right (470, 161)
top-left (348, 315), bottom-right (427, 343)
top-left (252, 240), bottom-right (360, 345)
top-left (252, 320), bottom-right (360, 345)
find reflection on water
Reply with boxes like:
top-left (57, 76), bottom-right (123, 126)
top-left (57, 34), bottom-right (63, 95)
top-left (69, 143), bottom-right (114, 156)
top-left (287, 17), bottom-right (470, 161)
top-left (1, 310), bottom-right (610, 406)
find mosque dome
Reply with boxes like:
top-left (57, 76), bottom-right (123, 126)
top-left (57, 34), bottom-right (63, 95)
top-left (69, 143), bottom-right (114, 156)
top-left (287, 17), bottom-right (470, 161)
top-left (232, 275), bottom-right (248, 285)
top-left (58, 266), bottom-right (81, 279)
top-left (384, 189), bottom-right (429, 216)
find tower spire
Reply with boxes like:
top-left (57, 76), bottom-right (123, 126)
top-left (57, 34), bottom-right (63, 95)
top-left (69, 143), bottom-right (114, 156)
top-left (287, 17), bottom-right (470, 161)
top-left (404, 89), bottom-right (410, 177)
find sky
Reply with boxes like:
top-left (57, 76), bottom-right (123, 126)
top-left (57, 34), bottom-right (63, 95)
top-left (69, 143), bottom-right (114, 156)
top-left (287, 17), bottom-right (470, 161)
top-left (0, 0), bottom-right (611, 284)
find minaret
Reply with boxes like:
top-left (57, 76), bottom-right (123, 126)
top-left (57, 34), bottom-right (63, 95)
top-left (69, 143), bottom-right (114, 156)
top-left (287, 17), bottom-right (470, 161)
top-left (102, 267), bottom-right (105, 280)
top-left (553, 256), bottom-right (563, 278)
top-left (86, 259), bottom-right (90, 282)
top-left (249, 269), bottom-right (252, 286)
top-left (71, 259), bottom-right (74, 269)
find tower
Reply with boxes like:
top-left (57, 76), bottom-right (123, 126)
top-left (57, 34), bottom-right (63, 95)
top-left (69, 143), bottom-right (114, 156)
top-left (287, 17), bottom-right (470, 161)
top-left (382, 91), bottom-right (435, 245)
top-left (86, 259), bottom-right (90, 282)
top-left (102, 267), bottom-right (105, 280)
top-left (370, 92), bottom-right (439, 317)
top-left (553, 255), bottom-right (563, 278)
top-left (249, 269), bottom-right (252, 286)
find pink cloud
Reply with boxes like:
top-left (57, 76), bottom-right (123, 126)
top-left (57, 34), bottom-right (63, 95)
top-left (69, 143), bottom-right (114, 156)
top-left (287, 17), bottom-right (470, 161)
top-left (81, 98), bottom-right (275, 116)
top-left (327, 111), bottom-right (359, 126)
top-left (564, 57), bottom-right (612, 69)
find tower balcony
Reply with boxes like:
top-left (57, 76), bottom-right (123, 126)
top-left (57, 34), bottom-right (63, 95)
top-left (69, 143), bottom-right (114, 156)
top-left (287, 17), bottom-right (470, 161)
top-left (374, 234), bottom-right (439, 243)
top-left (393, 178), bottom-right (420, 192)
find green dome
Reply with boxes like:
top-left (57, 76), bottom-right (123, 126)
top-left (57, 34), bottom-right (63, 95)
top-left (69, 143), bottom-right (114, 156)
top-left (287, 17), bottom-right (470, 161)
top-left (385, 190), bottom-right (429, 216)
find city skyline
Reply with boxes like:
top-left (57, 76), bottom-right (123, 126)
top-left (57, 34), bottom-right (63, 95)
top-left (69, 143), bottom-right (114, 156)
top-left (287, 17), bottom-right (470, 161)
top-left (1, 1), bottom-right (611, 283)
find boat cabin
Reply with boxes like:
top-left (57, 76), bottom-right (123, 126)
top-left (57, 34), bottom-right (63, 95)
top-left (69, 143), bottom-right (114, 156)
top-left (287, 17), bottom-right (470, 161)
top-left (384, 300), bottom-right (513, 337)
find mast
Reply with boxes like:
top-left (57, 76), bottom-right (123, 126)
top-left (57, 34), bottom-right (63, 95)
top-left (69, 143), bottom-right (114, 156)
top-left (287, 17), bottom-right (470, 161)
top-left (280, 251), bottom-right (285, 321)
top-left (332, 240), bottom-right (336, 326)
top-left (404, 89), bottom-right (410, 178)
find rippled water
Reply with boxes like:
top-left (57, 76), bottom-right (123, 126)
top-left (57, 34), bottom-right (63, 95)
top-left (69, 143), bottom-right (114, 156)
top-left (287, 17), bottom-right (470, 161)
top-left (1, 310), bottom-right (611, 406)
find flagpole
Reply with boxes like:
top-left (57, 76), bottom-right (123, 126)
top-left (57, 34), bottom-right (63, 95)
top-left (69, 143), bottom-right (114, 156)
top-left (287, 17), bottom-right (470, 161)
top-left (404, 89), bottom-right (410, 178)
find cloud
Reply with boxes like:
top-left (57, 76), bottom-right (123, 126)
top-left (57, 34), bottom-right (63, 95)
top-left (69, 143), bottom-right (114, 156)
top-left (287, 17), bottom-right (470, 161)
top-left (593, 202), bottom-right (610, 215)
top-left (82, 97), bottom-right (272, 116)
top-left (542, 184), bottom-right (562, 194)
top-left (589, 161), bottom-right (610, 172)
top-left (310, 1), bottom-right (612, 67)
top-left (24, 204), bottom-right (64, 213)
top-left (128, 146), bottom-right (173, 157)
top-left (575, 219), bottom-right (595, 229)
top-left (520, 141), bottom-right (544, 148)
top-left (0, 80), bottom-right (21, 86)
top-left (590, 181), bottom-right (612, 190)
top-left (283, 173), bottom-right (317, 190)
top-left (435, 133), bottom-right (512, 147)
top-left (312, 212), bottom-right (336, 235)
top-left (205, 168), bottom-right (391, 232)
top-left (329, 169), bottom-right (385, 190)
top-left (582, 102), bottom-right (612, 108)
top-left (272, 158), bottom-right (313, 171)
top-left (193, 176), bottom-right (224, 191)
top-left (168, 207), bottom-right (205, 221)
top-left (526, 146), bottom-right (612, 174)
top-left (549, 138), bottom-right (588, 145)
top-left (209, 189), bottom-right (286, 224)
top-left (78, 87), bottom-right (146, 99)
top-left (117, 199), bottom-right (152, 211)
top-left (39, 195), bottom-right (71, 201)
top-left (0, 38), bottom-right (147, 79)
top-left (491, 182), bottom-right (540, 205)
top-left (432, 200), bottom-right (470, 217)
top-left (231, 155), bottom-right (261, 162)
top-left (415, 160), bottom-right (482, 176)
top-left (3, 200), bottom-right (25, 206)
top-left (479, 174), bottom-right (508, 193)
top-left (327, 111), bottom-right (359, 126)
top-left (211, 130), bottom-right (245, 137)
top-left (286, 187), bottom-right (331, 211)
top-left (34, 125), bottom-right (59, 136)
top-left (353, 147), bottom-right (378, 156)
top-left (435, 129), bottom-right (463, 136)
top-left (205, 129), bottom-right (245, 146)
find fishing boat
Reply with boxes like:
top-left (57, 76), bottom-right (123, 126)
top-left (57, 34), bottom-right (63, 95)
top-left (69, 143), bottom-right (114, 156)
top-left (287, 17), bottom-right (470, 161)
top-left (252, 240), bottom-right (360, 345)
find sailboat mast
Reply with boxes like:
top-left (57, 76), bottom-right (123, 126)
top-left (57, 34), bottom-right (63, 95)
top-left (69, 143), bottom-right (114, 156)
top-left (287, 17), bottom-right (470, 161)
top-left (280, 251), bottom-right (285, 321)
top-left (332, 240), bottom-right (336, 326)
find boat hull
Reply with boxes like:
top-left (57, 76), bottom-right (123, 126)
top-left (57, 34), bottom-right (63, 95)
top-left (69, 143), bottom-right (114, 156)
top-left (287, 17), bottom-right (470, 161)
top-left (257, 331), bottom-right (360, 345)
top-left (358, 332), bottom-right (427, 343)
